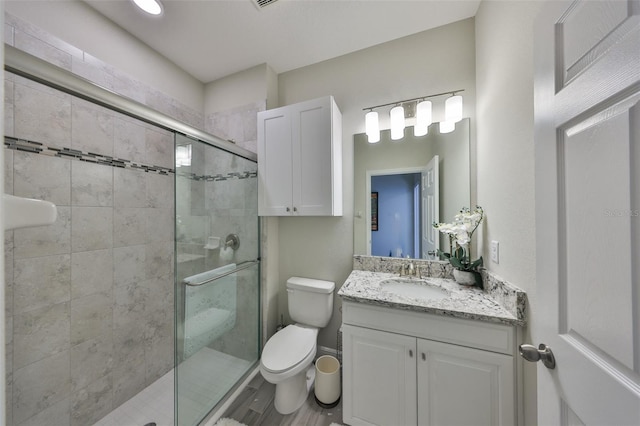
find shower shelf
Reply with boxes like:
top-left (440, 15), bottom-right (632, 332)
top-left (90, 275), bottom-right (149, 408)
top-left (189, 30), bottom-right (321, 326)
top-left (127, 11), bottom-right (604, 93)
top-left (3, 194), bottom-right (57, 231)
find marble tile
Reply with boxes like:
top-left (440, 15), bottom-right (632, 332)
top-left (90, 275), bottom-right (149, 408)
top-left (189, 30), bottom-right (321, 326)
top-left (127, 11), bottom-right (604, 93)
top-left (70, 292), bottom-right (113, 346)
top-left (146, 127), bottom-right (174, 169)
top-left (14, 77), bottom-right (72, 146)
top-left (71, 55), bottom-right (114, 91)
top-left (5, 23), bottom-right (15, 46)
top-left (13, 302), bottom-right (70, 370)
top-left (14, 206), bottom-right (71, 259)
top-left (147, 172), bottom-right (174, 208)
top-left (146, 207), bottom-right (173, 243)
top-left (71, 161), bottom-right (113, 207)
top-left (71, 249), bottom-right (113, 299)
top-left (17, 397), bottom-right (70, 426)
top-left (113, 115), bottom-right (146, 164)
top-left (144, 322), bottom-right (173, 384)
top-left (14, 29), bottom-right (72, 71)
top-left (145, 241), bottom-right (173, 280)
top-left (7, 13), bottom-right (83, 59)
top-left (70, 375), bottom-right (113, 426)
top-left (13, 151), bottom-right (71, 205)
top-left (114, 168), bottom-right (146, 208)
top-left (5, 232), bottom-right (14, 318)
top-left (71, 98), bottom-right (114, 157)
top-left (13, 254), bottom-right (71, 314)
top-left (113, 207), bottom-right (147, 247)
top-left (5, 79), bottom-right (15, 137)
top-left (111, 350), bottom-right (146, 409)
top-left (70, 334), bottom-right (113, 392)
top-left (113, 245), bottom-right (146, 286)
top-left (112, 69), bottom-right (146, 105)
top-left (71, 207), bottom-right (113, 252)
top-left (5, 147), bottom-right (14, 194)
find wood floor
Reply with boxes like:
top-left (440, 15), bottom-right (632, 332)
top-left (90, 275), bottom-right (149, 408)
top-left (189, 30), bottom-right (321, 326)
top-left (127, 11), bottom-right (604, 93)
top-left (220, 373), bottom-right (343, 426)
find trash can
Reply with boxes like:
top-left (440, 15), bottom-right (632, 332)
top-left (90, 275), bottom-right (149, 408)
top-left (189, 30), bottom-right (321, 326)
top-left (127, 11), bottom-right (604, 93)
top-left (314, 355), bottom-right (341, 408)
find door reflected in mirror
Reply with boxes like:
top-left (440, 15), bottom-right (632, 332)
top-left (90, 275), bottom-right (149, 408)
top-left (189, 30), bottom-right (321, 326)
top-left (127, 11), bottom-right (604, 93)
top-left (354, 119), bottom-right (470, 259)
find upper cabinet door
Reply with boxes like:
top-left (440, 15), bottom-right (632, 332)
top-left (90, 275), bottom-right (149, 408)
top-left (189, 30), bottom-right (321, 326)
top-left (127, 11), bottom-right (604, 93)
top-left (257, 107), bottom-right (293, 216)
top-left (258, 96), bottom-right (342, 216)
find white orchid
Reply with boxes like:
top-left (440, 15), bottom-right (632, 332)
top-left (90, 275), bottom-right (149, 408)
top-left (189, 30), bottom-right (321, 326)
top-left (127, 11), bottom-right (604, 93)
top-left (433, 206), bottom-right (484, 274)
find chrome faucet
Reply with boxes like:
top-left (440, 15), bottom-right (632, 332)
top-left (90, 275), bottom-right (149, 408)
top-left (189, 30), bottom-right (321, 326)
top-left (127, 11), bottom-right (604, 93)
top-left (399, 258), bottom-right (417, 277)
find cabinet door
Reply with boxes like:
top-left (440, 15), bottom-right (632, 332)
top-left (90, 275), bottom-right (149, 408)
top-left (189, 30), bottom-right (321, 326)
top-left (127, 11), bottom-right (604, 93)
top-left (257, 107), bottom-right (293, 215)
top-left (291, 97), bottom-right (334, 215)
top-left (417, 339), bottom-right (515, 426)
top-left (343, 325), bottom-right (417, 426)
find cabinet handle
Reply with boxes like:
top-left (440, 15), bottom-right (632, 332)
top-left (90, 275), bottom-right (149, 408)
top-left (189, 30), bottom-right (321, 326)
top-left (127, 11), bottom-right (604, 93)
top-left (409, 349), bottom-right (413, 358)
top-left (293, 207), bottom-right (297, 212)
top-left (421, 352), bottom-right (426, 361)
top-left (286, 207), bottom-right (290, 212)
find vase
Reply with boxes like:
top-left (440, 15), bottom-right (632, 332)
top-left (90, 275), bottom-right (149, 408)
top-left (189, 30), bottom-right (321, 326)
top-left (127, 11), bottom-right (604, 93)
top-left (453, 269), bottom-right (476, 286)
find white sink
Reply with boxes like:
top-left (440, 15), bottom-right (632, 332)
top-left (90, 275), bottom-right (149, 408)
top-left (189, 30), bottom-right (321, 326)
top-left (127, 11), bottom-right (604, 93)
top-left (380, 278), bottom-right (449, 300)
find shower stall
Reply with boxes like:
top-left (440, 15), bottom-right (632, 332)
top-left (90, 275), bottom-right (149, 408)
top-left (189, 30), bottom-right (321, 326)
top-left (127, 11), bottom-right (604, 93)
top-left (4, 46), bottom-right (261, 426)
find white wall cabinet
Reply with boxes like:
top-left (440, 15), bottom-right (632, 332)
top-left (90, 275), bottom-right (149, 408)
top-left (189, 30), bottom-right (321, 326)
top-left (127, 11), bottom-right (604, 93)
top-left (257, 96), bottom-right (342, 216)
top-left (342, 302), bottom-right (518, 426)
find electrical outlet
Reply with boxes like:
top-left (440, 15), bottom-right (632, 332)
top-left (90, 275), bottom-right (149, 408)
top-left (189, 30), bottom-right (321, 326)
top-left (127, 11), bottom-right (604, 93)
top-left (490, 240), bottom-right (499, 263)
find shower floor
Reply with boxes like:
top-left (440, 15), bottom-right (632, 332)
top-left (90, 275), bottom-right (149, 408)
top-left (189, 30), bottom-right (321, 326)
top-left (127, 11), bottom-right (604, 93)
top-left (93, 348), bottom-right (252, 426)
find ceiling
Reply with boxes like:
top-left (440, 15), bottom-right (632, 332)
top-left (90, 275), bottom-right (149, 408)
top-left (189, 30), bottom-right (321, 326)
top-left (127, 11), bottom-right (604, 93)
top-left (84, 0), bottom-right (481, 84)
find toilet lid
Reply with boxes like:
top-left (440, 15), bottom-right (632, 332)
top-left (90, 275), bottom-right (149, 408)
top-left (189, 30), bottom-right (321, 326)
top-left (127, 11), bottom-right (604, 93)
top-left (262, 325), bottom-right (316, 373)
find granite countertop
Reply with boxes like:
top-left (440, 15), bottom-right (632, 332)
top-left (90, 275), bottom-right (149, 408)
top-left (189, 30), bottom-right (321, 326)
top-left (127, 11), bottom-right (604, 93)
top-left (338, 269), bottom-right (525, 326)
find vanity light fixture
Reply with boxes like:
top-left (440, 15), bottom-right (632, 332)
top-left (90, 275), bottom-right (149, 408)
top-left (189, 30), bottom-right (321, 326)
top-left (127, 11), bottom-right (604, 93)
top-left (132, 0), bottom-right (164, 15)
top-left (365, 110), bottom-right (380, 143)
top-left (445, 93), bottom-right (463, 123)
top-left (439, 120), bottom-right (455, 134)
top-left (363, 89), bottom-right (464, 141)
top-left (414, 100), bottom-right (432, 137)
top-left (390, 105), bottom-right (405, 140)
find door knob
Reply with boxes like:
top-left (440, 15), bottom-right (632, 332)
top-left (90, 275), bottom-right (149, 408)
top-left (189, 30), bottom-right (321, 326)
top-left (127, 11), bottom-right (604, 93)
top-left (519, 343), bottom-right (556, 369)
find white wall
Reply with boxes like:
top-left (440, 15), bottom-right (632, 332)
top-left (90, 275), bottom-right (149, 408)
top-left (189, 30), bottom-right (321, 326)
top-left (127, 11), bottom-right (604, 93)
top-left (277, 18), bottom-right (476, 349)
top-left (475, 1), bottom-right (544, 425)
top-left (204, 64), bottom-right (272, 115)
top-left (4, 0), bottom-right (204, 112)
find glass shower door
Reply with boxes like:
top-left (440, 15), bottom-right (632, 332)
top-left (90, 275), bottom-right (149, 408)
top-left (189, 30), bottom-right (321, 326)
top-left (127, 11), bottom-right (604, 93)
top-left (174, 134), bottom-right (260, 426)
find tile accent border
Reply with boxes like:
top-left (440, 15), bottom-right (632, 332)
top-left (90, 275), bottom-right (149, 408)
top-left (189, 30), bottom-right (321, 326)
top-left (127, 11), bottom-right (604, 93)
top-left (352, 255), bottom-right (527, 323)
top-left (177, 171), bottom-right (258, 182)
top-left (5, 136), bottom-right (174, 175)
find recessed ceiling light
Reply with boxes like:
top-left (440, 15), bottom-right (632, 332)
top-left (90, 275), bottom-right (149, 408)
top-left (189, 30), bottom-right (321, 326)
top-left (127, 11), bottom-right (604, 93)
top-left (132, 0), bottom-right (163, 16)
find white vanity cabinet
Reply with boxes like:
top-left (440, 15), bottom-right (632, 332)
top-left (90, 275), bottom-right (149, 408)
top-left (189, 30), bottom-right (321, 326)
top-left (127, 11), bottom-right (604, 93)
top-left (342, 301), bottom-right (518, 426)
top-left (257, 96), bottom-right (342, 216)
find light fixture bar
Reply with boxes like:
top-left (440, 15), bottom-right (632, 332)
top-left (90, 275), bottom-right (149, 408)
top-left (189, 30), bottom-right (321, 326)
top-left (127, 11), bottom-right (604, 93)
top-left (362, 89), bottom-right (464, 112)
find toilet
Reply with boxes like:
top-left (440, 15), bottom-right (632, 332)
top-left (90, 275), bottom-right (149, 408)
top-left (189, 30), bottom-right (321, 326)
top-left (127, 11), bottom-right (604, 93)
top-left (260, 276), bottom-right (335, 414)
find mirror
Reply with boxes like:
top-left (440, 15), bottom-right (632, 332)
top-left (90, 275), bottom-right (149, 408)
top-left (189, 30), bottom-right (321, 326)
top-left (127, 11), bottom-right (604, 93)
top-left (353, 118), bottom-right (470, 259)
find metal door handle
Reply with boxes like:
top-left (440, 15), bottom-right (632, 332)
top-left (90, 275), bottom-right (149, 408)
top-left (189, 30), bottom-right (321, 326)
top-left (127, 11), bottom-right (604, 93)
top-left (427, 250), bottom-right (437, 256)
top-left (519, 343), bottom-right (556, 369)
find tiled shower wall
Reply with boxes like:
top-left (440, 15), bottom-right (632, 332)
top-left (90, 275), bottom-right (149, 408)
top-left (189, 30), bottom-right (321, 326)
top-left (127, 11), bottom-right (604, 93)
top-left (3, 12), bottom-right (194, 426)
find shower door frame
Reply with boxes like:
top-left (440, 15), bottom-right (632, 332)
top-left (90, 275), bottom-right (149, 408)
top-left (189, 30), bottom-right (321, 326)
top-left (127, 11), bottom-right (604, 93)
top-left (4, 45), bottom-right (261, 425)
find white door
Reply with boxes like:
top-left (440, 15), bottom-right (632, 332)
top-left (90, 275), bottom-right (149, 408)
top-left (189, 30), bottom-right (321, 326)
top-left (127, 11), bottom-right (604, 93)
top-left (422, 155), bottom-right (439, 259)
top-left (342, 325), bottom-right (417, 426)
top-left (534, 0), bottom-right (640, 424)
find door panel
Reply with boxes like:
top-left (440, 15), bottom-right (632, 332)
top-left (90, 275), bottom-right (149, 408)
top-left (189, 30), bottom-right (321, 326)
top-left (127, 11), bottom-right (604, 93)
top-left (534, 0), bottom-right (640, 424)
top-left (422, 155), bottom-right (439, 259)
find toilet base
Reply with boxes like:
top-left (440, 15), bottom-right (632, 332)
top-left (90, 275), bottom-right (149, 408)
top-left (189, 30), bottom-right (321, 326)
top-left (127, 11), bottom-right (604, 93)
top-left (274, 366), bottom-right (316, 415)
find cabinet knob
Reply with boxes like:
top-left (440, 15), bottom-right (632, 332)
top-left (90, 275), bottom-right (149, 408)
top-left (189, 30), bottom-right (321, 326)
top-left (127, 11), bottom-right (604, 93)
top-left (286, 207), bottom-right (290, 212)
top-left (293, 206), bottom-right (297, 212)
top-left (409, 349), bottom-right (413, 358)
top-left (421, 352), bottom-right (426, 361)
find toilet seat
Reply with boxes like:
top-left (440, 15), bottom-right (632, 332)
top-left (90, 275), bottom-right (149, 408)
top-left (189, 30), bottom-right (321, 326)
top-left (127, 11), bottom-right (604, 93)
top-left (261, 325), bottom-right (317, 374)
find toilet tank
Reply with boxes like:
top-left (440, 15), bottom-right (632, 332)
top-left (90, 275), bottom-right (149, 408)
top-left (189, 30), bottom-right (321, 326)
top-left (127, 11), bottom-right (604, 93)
top-left (287, 277), bottom-right (335, 328)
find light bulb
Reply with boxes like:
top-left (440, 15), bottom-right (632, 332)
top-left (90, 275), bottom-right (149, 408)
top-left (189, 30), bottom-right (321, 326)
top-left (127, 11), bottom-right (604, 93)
top-left (414, 100), bottom-right (432, 137)
top-left (439, 120), bottom-right (455, 134)
top-left (132, 0), bottom-right (163, 15)
top-left (445, 95), bottom-right (463, 123)
top-left (365, 111), bottom-right (380, 143)
top-left (390, 106), bottom-right (405, 140)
